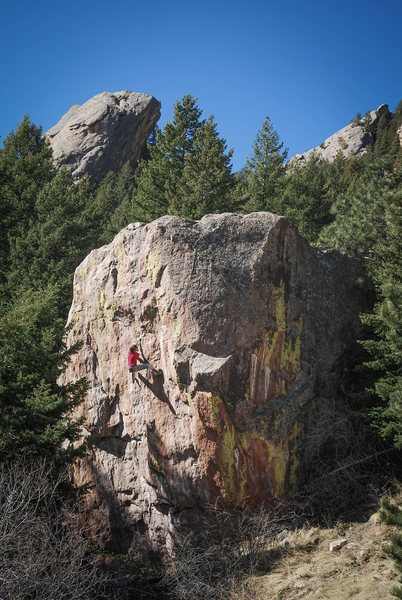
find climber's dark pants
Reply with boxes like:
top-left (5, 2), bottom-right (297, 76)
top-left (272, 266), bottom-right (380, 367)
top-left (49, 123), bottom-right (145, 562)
top-left (129, 363), bottom-right (152, 382)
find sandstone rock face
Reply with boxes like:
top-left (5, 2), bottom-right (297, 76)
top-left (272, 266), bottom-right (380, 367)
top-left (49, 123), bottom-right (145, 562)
top-left (46, 91), bottom-right (161, 182)
top-left (291, 104), bottom-right (390, 166)
top-left (64, 213), bottom-right (363, 554)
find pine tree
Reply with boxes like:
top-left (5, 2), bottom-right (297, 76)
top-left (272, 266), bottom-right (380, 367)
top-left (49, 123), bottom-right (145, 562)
top-left (374, 113), bottom-right (396, 159)
top-left (7, 169), bottom-right (93, 313)
top-left (171, 116), bottom-right (235, 219)
top-left (244, 116), bottom-right (288, 213)
top-left (362, 182), bottom-right (402, 448)
top-left (319, 158), bottom-right (394, 268)
top-left (0, 118), bottom-right (91, 466)
top-left (0, 285), bottom-right (86, 463)
top-left (278, 155), bottom-right (332, 243)
top-left (87, 163), bottom-right (138, 243)
top-left (0, 116), bottom-right (54, 291)
top-left (135, 96), bottom-right (204, 220)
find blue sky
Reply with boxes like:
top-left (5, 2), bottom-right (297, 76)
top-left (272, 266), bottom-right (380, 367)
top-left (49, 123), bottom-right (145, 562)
top-left (1, 0), bottom-right (401, 170)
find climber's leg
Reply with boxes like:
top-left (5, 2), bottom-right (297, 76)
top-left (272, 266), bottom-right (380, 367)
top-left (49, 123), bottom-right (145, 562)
top-left (131, 363), bottom-right (152, 373)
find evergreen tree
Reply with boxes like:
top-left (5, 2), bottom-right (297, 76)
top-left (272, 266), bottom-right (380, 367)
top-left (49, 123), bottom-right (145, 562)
top-left (278, 154), bottom-right (332, 243)
top-left (0, 285), bottom-right (86, 463)
top-left (7, 170), bottom-right (93, 313)
top-left (171, 116), bottom-right (235, 219)
top-left (362, 183), bottom-right (402, 448)
top-left (0, 118), bottom-right (90, 465)
top-left (87, 163), bottom-right (138, 243)
top-left (0, 116), bottom-right (54, 291)
top-left (244, 116), bottom-right (288, 212)
top-left (374, 113), bottom-right (395, 159)
top-left (319, 158), bottom-right (394, 268)
top-left (135, 96), bottom-right (204, 220)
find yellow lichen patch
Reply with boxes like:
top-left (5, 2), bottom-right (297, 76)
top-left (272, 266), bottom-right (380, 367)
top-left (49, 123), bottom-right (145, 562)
top-left (205, 395), bottom-right (300, 504)
top-left (145, 248), bottom-right (160, 285)
top-left (265, 281), bottom-right (302, 372)
top-left (256, 423), bottom-right (300, 496)
top-left (97, 289), bottom-right (107, 311)
top-left (248, 281), bottom-right (303, 410)
top-left (272, 281), bottom-right (286, 329)
top-left (78, 253), bottom-right (94, 281)
top-left (112, 242), bottom-right (124, 258)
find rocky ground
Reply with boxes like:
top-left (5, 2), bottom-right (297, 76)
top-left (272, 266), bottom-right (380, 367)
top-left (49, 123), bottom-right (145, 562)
top-left (245, 509), bottom-right (397, 599)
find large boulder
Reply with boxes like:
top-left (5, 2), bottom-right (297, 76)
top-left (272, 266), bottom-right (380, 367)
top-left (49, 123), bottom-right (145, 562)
top-left (290, 104), bottom-right (390, 166)
top-left (64, 213), bottom-right (364, 554)
top-left (46, 91), bottom-right (160, 182)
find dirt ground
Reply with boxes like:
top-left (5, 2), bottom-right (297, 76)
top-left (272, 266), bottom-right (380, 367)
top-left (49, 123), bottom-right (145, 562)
top-left (245, 511), bottom-right (397, 599)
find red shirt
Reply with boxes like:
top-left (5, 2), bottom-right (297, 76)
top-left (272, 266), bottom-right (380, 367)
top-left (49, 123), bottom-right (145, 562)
top-left (128, 350), bottom-right (140, 368)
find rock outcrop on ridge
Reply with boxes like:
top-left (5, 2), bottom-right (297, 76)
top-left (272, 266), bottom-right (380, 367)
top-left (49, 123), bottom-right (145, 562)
top-left (398, 123), bottom-right (402, 147)
top-left (291, 104), bottom-right (390, 166)
top-left (64, 212), bottom-right (364, 554)
top-left (46, 91), bottom-right (161, 182)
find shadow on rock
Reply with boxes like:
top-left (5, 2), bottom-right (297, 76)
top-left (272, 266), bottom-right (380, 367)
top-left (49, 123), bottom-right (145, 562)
top-left (138, 370), bottom-right (177, 416)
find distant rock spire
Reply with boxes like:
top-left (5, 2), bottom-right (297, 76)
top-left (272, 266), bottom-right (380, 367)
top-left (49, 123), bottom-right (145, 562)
top-left (46, 90), bottom-right (161, 182)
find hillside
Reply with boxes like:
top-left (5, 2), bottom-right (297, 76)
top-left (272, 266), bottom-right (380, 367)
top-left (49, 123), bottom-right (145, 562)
top-left (248, 510), bottom-right (397, 600)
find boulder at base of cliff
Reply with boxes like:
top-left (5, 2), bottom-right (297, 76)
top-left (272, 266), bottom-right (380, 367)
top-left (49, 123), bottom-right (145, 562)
top-left (46, 90), bottom-right (161, 182)
top-left (64, 212), bottom-right (365, 555)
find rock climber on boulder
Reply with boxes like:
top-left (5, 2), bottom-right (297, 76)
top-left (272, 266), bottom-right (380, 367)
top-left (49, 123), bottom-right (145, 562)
top-left (128, 343), bottom-right (160, 384)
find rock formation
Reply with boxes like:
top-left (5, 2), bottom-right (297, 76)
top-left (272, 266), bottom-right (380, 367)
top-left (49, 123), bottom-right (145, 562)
top-left (46, 91), bottom-right (161, 182)
top-left (291, 104), bottom-right (390, 166)
top-left (64, 212), bottom-right (364, 554)
top-left (398, 123), bottom-right (402, 147)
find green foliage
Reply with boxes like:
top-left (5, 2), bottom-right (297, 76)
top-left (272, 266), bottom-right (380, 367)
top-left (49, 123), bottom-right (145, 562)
top-left (243, 116), bottom-right (288, 213)
top-left (134, 95), bottom-right (235, 221)
top-left (374, 113), bottom-right (395, 159)
top-left (361, 183), bottom-right (402, 449)
top-left (0, 116), bottom-right (91, 466)
top-left (381, 497), bottom-right (402, 598)
top-left (278, 154), bottom-right (333, 242)
top-left (8, 170), bottom-right (94, 312)
top-left (85, 162), bottom-right (138, 243)
top-left (0, 286), bottom-right (87, 463)
top-left (1, 99), bottom-right (402, 471)
top-left (135, 95), bottom-right (205, 220)
top-left (351, 112), bottom-right (363, 125)
top-left (171, 116), bottom-right (236, 219)
top-left (0, 116), bottom-right (54, 290)
top-left (319, 158), bottom-right (395, 268)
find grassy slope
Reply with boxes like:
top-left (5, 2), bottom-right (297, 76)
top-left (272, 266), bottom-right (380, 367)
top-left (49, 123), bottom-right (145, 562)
top-left (245, 511), bottom-right (397, 599)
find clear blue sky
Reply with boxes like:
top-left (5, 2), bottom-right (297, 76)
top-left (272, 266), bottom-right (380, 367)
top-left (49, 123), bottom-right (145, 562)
top-left (1, 0), bottom-right (401, 170)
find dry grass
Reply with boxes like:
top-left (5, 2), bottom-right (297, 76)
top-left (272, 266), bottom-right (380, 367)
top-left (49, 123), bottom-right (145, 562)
top-left (240, 511), bottom-right (397, 600)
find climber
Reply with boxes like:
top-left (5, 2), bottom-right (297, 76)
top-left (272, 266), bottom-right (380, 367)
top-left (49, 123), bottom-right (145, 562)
top-left (128, 343), bottom-right (157, 383)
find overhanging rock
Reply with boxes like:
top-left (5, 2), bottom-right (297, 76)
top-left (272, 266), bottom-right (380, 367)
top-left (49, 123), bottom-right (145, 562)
top-left (46, 90), bottom-right (161, 182)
